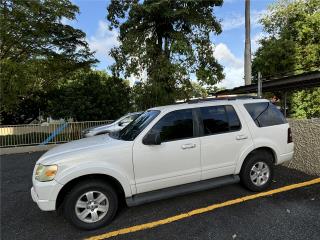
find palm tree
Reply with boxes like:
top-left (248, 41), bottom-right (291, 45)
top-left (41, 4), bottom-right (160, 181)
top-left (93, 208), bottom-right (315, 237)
top-left (244, 0), bottom-right (252, 85)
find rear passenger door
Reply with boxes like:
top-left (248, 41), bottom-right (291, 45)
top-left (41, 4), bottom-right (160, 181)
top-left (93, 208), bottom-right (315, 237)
top-left (198, 105), bottom-right (253, 180)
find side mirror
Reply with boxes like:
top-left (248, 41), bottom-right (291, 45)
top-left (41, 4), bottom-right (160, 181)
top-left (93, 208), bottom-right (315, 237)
top-left (142, 132), bottom-right (161, 145)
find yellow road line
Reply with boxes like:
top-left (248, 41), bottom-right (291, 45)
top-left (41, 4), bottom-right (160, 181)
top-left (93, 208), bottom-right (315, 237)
top-left (85, 178), bottom-right (320, 240)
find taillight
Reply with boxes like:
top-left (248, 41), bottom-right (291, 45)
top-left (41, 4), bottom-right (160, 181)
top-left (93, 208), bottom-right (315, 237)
top-left (288, 128), bottom-right (293, 143)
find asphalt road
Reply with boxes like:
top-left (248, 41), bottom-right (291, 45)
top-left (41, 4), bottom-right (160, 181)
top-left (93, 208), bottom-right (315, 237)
top-left (1, 151), bottom-right (319, 240)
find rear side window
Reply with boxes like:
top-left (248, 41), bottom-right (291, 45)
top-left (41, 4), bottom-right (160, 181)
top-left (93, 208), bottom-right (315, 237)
top-left (151, 109), bottom-right (194, 142)
top-left (200, 105), bottom-right (241, 135)
top-left (244, 102), bottom-right (287, 127)
top-left (226, 105), bottom-right (241, 130)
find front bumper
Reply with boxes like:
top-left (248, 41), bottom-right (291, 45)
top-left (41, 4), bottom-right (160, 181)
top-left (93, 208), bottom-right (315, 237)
top-left (31, 187), bottom-right (55, 211)
top-left (31, 179), bottom-right (63, 211)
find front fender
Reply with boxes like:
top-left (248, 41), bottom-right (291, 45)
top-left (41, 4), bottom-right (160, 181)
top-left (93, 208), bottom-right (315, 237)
top-left (55, 162), bottom-right (133, 197)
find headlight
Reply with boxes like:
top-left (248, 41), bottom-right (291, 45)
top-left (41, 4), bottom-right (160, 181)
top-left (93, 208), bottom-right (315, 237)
top-left (35, 164), bottom-right (58, 182)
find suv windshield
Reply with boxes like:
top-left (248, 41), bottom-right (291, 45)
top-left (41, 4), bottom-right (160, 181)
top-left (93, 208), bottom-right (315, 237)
top-left (112, 110), bottom-right (160, 141)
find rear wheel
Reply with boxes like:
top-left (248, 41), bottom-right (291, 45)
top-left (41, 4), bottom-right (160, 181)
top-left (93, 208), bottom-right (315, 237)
top-left (240, 150), bottom-right (274, 191)
top-left (63, 180), bottom-right (118, 230)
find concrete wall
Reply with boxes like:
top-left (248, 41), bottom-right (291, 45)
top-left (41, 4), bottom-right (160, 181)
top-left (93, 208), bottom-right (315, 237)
top-left (284, 118), bottom-right (320, 176)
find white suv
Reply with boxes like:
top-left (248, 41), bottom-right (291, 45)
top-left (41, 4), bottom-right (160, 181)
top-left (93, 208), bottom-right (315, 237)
top-left (31, 98), bottom-right (294, 230)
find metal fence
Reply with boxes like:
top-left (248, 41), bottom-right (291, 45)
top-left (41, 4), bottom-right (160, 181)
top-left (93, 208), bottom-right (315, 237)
top-left (0, 120), bottom-right (113, 148)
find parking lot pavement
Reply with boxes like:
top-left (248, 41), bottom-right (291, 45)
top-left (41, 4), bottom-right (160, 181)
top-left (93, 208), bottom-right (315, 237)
top-left (1, 151), bottom-right (319, 240)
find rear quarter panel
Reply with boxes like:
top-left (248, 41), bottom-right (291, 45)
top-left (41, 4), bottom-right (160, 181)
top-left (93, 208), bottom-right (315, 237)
top-left (235, 103), bottom-right (293, 174)
top-left (237, 102), bottom-right (292, 164)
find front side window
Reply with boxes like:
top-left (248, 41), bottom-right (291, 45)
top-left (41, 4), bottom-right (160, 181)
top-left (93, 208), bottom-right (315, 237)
top-left (200, 105), bottom-right (241, 135)
top-left (116, 110), bottom-right (160, 141)
top-left (244, 102), bottom-right (287, 127)
top-left (150, 109), bottom-right (194, 142)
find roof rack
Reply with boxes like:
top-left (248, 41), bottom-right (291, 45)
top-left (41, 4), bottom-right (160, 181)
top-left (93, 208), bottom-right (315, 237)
top-left (186, 95), bottom-right (260, 104)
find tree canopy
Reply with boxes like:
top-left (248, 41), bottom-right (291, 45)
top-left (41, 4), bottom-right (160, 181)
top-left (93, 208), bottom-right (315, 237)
top-left (0, 0), bottom-right (97, 114)
top-left (48, 71), bottom-right (131, 121)
top-left (252, 0), bottom-right (320, 118)
top-left (252, 0), bottom-right (320, 79)
top-left (107, 0), bottom-right (224, 107)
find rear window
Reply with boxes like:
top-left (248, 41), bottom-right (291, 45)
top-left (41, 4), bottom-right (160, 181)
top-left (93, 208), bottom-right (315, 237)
top-left (244, 102), bottom-right (287, 127)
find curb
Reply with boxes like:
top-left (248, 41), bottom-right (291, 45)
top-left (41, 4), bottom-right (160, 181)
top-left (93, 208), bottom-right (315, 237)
top-left (0, 144), bottom-right (57, 155)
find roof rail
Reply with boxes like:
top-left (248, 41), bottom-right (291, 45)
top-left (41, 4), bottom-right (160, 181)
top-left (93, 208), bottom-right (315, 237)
top-left (186, 95), bottom-right (259, 104)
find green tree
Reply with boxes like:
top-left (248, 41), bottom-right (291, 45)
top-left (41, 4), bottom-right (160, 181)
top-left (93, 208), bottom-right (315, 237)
top-left (252, 0), bottom-right (320, 118)
top-left (107, 0), bottom-right (224, 107)
top-left (252, 0), bottom-right (320, 79)
top-left (130, 82), bottom-right (151, 111)
top-left (48, 71), bottom-right (131, 121)
top-left (131, 80), bottom-right (224, 111)
top-left (290, 88), bottom-right (320, 119)
top-left (0, 0), bottom-right (96, 123)
top-left (176, 81), bottom-right (209, 100)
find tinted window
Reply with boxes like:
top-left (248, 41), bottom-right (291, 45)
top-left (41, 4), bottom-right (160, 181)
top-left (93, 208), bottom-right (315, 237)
top-left (117, 110), bottom-right (160, 141)
top-left (201, 106), bottom-right (229, 135)
top-left (200, 105), bottom-right (241, 135)
top-left (226, 105), bottom-right (241, 130)
top-left (150, 109), bottom-right (194, 142)
top-left (244, 102), bottom-right (287, 127)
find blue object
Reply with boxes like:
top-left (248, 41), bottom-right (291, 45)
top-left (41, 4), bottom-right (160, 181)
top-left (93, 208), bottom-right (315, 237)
top-left (40, 122), bottom-right (68, 145)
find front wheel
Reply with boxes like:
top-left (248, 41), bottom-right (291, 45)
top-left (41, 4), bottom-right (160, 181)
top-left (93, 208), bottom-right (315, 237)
top-left (240, 150), bottom-right (274, 192)
top-left (63, 180), bottom-right (118, 230)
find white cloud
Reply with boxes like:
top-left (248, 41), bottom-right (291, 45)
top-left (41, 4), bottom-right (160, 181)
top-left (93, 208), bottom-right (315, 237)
top-left (214, 43), bottom-right (242, 68)
top-left (214, 43), bottom-right (244, 89)
top-left (222, 9), bottom-right (266, 31)
top-left (87, 20), bottom-right (119, 69)
top-left (222, 13), bottom-right (245, 31)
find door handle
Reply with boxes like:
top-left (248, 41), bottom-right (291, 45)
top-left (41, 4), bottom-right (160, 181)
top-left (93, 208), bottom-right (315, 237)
top-left (181, 143), bottom-right (196, 149)
top-left (236, 135), bottom-right (248, 140)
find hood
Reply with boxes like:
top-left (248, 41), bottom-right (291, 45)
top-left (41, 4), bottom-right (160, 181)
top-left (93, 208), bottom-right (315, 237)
top-left (38, 135), bottom-right (119, 164)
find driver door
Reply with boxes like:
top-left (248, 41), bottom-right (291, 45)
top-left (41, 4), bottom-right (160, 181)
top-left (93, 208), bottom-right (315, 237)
top-left (132, 108), bottom-right (201, 194)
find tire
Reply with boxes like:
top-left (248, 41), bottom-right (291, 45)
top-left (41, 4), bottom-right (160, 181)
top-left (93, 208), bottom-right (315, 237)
top-left (240, 150), bottom-right (274, 192)
top-left (63, 180), bottom-right (118, 230)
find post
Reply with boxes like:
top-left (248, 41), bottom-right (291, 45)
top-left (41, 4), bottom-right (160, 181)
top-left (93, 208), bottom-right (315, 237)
top-left (283, 91), bottom-right (287, 117)
top-left (244, 0), bottom-right (252, 85)
top-left (257, 72), bottom-right (262, 98)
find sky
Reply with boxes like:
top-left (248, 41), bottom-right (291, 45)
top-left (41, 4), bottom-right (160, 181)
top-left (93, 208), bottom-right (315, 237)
top-left (67, 0), bottom-right (276, 89)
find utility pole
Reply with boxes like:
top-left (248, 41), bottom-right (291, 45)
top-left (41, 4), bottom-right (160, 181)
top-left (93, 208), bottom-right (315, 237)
top-left (244, 0), bottom-right (252, 85)
top-left (257, 72), bottom-right (262, 98)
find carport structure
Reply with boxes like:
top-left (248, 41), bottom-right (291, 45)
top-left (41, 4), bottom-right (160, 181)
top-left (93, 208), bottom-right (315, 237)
top-left (214, 71), bottom-right (320, 117)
